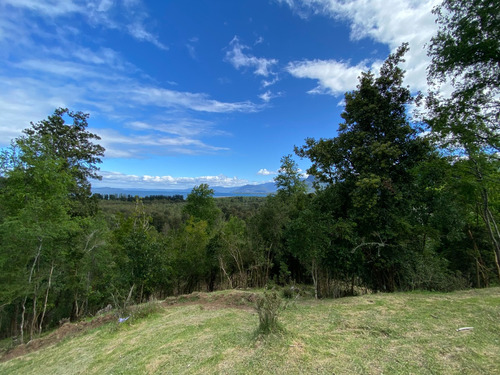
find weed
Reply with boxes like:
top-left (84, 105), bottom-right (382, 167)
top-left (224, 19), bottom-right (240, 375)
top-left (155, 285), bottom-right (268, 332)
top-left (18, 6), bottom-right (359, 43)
top-left (256, 290), bottom-right (286, 334)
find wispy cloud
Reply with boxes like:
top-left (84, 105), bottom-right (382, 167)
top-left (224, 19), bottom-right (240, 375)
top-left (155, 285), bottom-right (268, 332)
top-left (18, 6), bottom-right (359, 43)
top-left (127, 22), bottom-right (168, 50)
top-left (254, 36), bottom-right (264, 45)
top-left (129, 86), bottom-right (259, 113)
top-left (0, 38), bottom-right (257, 158)
top-left (259, 90), bottom-right (282, 103)
top-left (1, 0), bottom-right (168, 50)
top-left (2, 0), bottom-right (84, 16)
top-left (127, 118), bottom-right (226, 137)
top-left (186, 37), bottom-right (199, 60)
top-left (225, 36), bottom-right (278, 79)
top-left (93, 128), bottom-right (229, 158)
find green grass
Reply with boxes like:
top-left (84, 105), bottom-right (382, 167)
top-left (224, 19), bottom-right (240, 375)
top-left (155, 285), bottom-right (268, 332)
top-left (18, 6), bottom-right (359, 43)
top-left (1, 288), bottom-right (499, 374)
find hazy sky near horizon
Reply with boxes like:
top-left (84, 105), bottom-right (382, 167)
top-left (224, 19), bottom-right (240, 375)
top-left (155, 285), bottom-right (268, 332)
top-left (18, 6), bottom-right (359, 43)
top-left (0, 0), bottom-right (440, 189)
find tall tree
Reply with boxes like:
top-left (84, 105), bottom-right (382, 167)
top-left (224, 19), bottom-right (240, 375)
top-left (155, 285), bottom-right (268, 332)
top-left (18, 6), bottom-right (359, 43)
top-left (426, 0), bottom-right (500, 278)
top-left (0, 136), bottom-right (78, 342)
top-left (296, 44), bottom-right (433, 291)
top-left (427, 0), bottom-right (499, 155)
top-left (20, 108), bottom-right (105, 216)
top-left (0, 109), bottom-right (106, 341)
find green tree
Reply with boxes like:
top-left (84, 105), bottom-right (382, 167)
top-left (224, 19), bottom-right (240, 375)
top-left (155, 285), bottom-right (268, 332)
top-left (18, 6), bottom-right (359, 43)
top-left (296, 44), bottom-right (433, 291)
top-left (183, 184), bottom-right (221, 227)
top-left (218, 216), bottom-right (250, 288)
top-left (171, 218), bottom-right (210, 294)
top-left (274, 154), bottom-right (307, 197)
top-left (20, 108), bottom-right (105, 216)
top-left (426, 0), bottom-right (500, 279)
top-left (427, 0), bottom-right (499, 154)
top-left (111, 201), bottom-right (171, 302)
top-left (0, 109), bottom-right (106, 341)
top-left (0, 136), bottom-right (79, 342)
top-left (248, 195), bottom-right (290, 285)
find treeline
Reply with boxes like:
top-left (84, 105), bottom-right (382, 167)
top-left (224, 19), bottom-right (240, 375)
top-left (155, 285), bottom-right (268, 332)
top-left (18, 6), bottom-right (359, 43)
top-left (93, 193), bottom-right (185, 202)
top-left (0, 0), bottom-right (498, 344)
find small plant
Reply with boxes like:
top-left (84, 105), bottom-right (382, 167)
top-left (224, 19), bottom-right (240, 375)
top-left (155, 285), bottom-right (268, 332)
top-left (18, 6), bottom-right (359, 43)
top-left (256, 290), bottom-right (286, 334)
top-left (131, 300), bottom-right (162, 320)
top-left (281, 284), bottom-right (300, 299)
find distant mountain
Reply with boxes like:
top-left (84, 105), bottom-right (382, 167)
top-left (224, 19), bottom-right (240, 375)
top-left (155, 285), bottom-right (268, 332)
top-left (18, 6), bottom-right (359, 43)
top-left (226, 182), bottom-right (277, 195)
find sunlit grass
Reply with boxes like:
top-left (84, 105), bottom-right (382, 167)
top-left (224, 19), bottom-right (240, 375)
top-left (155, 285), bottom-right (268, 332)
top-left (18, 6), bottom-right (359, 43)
top-left (1, 288), bottom-right (499, 374)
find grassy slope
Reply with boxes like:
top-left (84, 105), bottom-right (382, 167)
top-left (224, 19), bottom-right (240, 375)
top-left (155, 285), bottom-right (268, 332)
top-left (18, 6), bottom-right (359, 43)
top-left (1, 288), bottom-right (499, 375)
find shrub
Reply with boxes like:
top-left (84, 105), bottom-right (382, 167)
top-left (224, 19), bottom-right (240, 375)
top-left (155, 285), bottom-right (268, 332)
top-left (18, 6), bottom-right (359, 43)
top-left (256, 290), bottom-right (285, 333)
top-left (281, 285), bottom-right (300, 299)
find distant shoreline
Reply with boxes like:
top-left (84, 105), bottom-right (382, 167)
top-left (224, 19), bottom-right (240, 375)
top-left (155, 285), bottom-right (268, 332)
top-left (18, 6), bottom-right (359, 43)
top-left (92, 187), bottom-right (271, 198)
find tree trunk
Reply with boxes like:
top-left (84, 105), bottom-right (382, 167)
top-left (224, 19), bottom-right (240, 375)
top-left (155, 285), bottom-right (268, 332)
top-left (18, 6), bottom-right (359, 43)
top-left (39, 261), bottom-right (55, 334)
top-left (219, 256), bottom-right (233, 289)
top-left (471, 158), bottom-right (500, 281)
top-left (29, 283), bottom-right (39, 341)
top-left (20, 239), bottom-right (42, 344)
top-left (480, 188), bottom-right (500, 280)
top-left (311, 258), bottom-right (318, 299)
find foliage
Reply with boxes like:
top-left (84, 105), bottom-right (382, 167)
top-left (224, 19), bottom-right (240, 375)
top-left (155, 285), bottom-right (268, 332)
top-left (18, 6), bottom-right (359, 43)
top-left (274, 154), bottom-right (307, 197)
top-left (426, 0), bottom-right (500, 279)
top-left (255, 290), bottom-right (285, 334)
top-left (20, 108), bottom-right (105, 216)
top-left (427, 0), bottom-right (499, 155)
top-left (0, 110), bottom-right (106, 342)
top-left (296, 44), bottom-right (434, 291)
top-left (110, 200), bottom-right (171, 301)
top-left (183, 184), bottom-right (221, 227)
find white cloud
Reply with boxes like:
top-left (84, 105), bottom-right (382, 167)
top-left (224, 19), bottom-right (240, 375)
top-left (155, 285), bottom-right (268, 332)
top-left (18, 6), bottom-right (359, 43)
top-left (0, 53), bottom-right (257, 158)
top-left (94, 171), bottom-right (249, 189)
top-left (225, 36), bottom-right (278, 78)
top-left (257, 168), bottom-right (277, 176)
top-left (129, 86), bottom-right (259, 113)
top-left (127, 22), bottom-right (168, 50)
top-left (127, 118), bottom-right (225, 137)
top-left (1, 0), bottom-right (168, 50)
top-left (279, 0), bottom-right (440, 93)
top-left (92, 128), bottom-right (229, 158)
top-left (259, 90), bottom-right (282, 103)
top-left (287, 59), bottom-right (379, 96)
top-left (1, 0), bottom-right (84, 16)
top-left (0, 50), bottom-right (260, 147)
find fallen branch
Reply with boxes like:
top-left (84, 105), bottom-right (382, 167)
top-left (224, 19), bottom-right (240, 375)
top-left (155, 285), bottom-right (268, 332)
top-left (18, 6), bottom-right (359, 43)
top-left (456, 327), bottom-right (474, 332)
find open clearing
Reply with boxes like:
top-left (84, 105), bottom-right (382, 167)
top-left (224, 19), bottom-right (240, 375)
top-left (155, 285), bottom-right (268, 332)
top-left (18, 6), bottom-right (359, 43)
top-left (1, 287), bottom-right (499, 374)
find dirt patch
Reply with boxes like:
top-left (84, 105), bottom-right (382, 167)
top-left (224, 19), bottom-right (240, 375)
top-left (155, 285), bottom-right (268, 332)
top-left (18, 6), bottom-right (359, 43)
top-left (1, 290), bottom-right (259, 363)
top-left (0, 314), bottom-right (116, 363)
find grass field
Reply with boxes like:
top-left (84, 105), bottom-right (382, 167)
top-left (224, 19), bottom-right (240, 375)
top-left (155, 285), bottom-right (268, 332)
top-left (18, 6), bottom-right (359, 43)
top-left (1, 287), bottom-right (499, 374)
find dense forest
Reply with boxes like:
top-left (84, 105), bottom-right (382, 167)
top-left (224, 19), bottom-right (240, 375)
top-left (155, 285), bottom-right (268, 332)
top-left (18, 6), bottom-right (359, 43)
top-left (0, 0), bottom-right (498, 343)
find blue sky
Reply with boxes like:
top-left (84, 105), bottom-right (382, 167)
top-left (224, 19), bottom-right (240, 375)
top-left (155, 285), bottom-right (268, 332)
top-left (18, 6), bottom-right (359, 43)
top-left (0, 0), bottom-right (439, 189)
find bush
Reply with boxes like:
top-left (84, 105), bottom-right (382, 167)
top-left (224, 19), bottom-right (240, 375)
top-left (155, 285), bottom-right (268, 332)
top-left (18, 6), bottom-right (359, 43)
top-left (401, 251), bottom-right (470, 292)
top-left (256, 290), bottom-right (285, 333)
top-left (281, 285), bottom-right (300, 299)
top-left (131, 300), bottom-right (163, 320)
